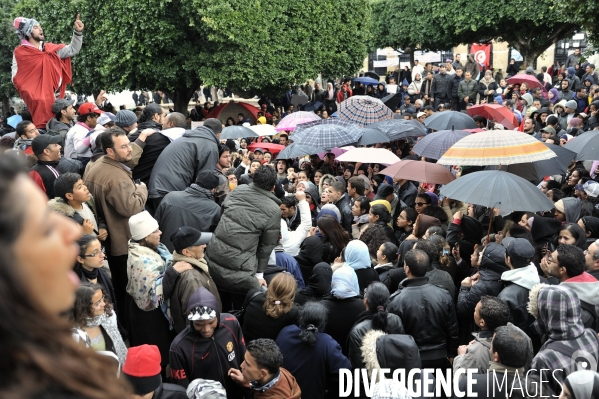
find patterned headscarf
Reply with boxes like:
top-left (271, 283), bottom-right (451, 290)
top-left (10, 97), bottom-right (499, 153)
top-left (14, 17), bottom-right (40, 40)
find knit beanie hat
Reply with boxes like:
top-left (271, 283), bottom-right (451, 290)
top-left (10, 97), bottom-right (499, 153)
top-left (122, 345), bottom-right (162, 395)
top-left (115, 110), bottom-right (138, 128)
top-left (187, 378), bottom-right (227, 398)
top-left (129, 211), bottom-right (159, 241)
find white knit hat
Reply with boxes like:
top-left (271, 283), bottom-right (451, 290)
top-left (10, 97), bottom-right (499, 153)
top-left (129, 211), bottom-right (159, 240)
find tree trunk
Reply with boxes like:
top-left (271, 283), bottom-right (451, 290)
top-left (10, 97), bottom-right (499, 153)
top-left (1, 98), bottom-right (9, 117)
top-left (170, 87), bottom-right (196, 115)
top-left (512, 44), bottom-right (543, 70)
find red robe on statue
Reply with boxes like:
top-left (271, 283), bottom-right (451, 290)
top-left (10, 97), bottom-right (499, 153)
top-left (13, 43), bottom-right (73, 129)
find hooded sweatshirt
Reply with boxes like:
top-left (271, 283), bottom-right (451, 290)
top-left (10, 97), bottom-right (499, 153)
top-left (169, 288), bottom-right (245, 398)
top-left (560, 197), bottom-right (582, 224)
top-left (498, 264), bottom-right (540, 332)
top-left (529, 284), bottom-right (599, 395)
top-left (561, 272), bottom-right (599, 330)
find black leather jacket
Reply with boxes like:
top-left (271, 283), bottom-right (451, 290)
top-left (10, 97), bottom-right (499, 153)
top-left (387, 277), bottom-right (459, 360)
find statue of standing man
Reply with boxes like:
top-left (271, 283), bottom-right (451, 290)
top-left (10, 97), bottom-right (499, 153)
top-left (12, 15), bottom-right (84, 129)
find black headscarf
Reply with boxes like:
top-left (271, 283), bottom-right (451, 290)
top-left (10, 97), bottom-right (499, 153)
top-left (295, 262), bottom-right (332, 305)
top-left (582, 216), bottom-right (599, 238)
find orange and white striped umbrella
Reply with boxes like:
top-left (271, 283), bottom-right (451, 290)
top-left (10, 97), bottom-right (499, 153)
top-left (437, 130), bottom-right (557, 166)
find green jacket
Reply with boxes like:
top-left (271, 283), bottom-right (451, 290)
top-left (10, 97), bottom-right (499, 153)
top-left (458, 79), bottom-right (479, 102)
top-left (206, 183), bottom-right (281, 294)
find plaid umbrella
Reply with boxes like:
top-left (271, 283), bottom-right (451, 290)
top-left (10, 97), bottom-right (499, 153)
top-left (368, 119), bottom-right (427, 141)
top-left (276, 111), bottom-right (321, 132)
top-left (338, 95), bottom-right (394, 127)
top-left (292, 119), bottom-right (362, 150)
top-left (276, 143), bottom-right (324, 160)
top-left (412, 129), bottom-right (471, 160)
top-left (437, 130), bottom-right (557, 166)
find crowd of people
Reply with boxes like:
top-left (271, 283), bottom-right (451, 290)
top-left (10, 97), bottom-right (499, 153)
top-left (3, 13), bottom-right (599, 399)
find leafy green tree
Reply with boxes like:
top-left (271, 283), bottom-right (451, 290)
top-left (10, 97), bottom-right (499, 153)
top-left (371, 0), bottom-right (593, 68)
top-left (16, 0), bottom-right (371, 113)
top-left (0, 0), bottom-right (19, 115)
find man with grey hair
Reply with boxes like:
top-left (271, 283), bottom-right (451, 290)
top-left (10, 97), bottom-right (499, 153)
top-left (149, 118), bottom-right (222, 209)
top-left (584, 239), bottom-right (599, 280)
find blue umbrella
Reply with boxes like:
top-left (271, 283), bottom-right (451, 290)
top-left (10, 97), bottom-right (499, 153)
top-left (356, 128), bottom-right (390, 146)
top-left (276, 143), bottom-right (324, 160)
top-left (220, 125), bottom-right (258, 139)
top-left (292, 119), bottom-right (362, 150)
top-left (439, 170), bottom-right (555, 212)
top-left (304, 101), bottom-right (323, 112)
top-left (7, 114), bottom-right (22, 129)
top-left (412, 128), bottom-right (471, 159)
top-left (353, 77), bottom-right (380, 85)
top-left (368, 119), bottom-right (427, 141)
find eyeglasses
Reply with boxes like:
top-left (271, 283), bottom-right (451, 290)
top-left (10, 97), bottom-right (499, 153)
top-left (414, 202), bottom-right (429, 207)
top-left (83, 247), bottom-right (105, 258)
top-left (93, 295), bottom-right (106, 308)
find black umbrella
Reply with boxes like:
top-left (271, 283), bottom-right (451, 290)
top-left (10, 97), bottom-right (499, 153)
top-left (424, 111), bottom-right (478, 131)
top-left (364, 71), bottom-right (380, 80)
top-left (563, 131), bottom-right (599, 161)
top-left (368, 119), bottom-right (427, 141)
top-left (485, 143), bottom-right (576, 181)
top-left (304, 101), bottom-right (323, 112)
top-left (440, 170), bottom-right (555, 212)
top-left (220, 125), bottom-right (258, 139)
top-left (356, 128), bottom-right (390, 146)
top-left (276, 143), bottom-right (324, 160)
top-left (381, 93), bottom-right (403, 110)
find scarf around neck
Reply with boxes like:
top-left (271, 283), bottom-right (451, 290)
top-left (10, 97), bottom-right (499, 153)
top-left (84, 312), bottom-right (127, 364)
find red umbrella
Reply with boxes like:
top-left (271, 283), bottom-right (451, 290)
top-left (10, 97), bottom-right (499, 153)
top-left (506, 74), bottom-right (543, 90)
top-left (247, 142), bottom-right (285, 156)
top-left (380, 160), bottom-right (456, 184)
top-left (467, 104), bottom-right (519, 130)
top-left (206, 101), bottom-right (260, 124)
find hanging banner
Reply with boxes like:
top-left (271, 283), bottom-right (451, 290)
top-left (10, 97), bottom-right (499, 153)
top-left (471, 43), bottom-right (491, 68)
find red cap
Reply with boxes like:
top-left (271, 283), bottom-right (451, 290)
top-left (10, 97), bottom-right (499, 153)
top-left (78, 102), bottom-right (104, 115)
top-left (122, 344), bottom-right (161, 377)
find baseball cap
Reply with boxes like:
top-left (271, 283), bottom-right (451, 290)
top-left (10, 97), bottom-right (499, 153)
top-left (503, 237), bottom-right (535, 267)
top-left (170, 226), bottom-right (213, 253)
top-left (541, 126), bottom-right (556, 135)
top-left (417, 112), bottom-right (426, 118)
top-left (32, 134), bottom-right (62, 155)
top-left (77, 102), bottom-right (104, 115)
top-left (584, 181), bottom-right (599, 198)
top-left (96, 112), bottom-right (115, 126)
top-left (51, 98), bottom-right (72, 114)
top-left (254, 148), bottom-right (264, 153)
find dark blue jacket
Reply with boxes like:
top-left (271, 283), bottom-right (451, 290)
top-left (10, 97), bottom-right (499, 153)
top-left (276, 324), bottom-right (351, 399)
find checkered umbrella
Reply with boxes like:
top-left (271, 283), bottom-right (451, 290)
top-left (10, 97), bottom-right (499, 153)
top-left (292, 119), bottom-right (362, 150)
top-left (412, 129), bottom-right (471, 160)
top-left (338, 95), bottom-right (394, 127)
top-left (368, 119), bottom-right (427, 141)
top-left (275, 111), bottom-right (321, 132)
top-left (437, 130), bottom-right (557, 166)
